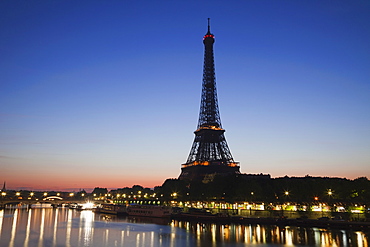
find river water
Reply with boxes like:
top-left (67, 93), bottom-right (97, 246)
top-left (0, 208), bottom-right (369, 247)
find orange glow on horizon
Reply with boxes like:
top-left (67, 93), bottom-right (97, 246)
top-left (5, 176), bottom-right (166, 192)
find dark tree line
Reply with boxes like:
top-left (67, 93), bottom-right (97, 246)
top-left (158, 175), bottom-right (370, 204)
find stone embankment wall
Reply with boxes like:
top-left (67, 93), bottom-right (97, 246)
top-left (210, 209), bottom-right (367, 221)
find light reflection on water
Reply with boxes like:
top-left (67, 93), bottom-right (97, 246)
top-left (0, 208), bottom-right (368, 247)
top-left (171, 218), bottom-right (370, 246)
top-left (0, 208), bottom-right (191, 247)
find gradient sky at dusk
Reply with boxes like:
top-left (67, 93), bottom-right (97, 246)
top-left (1, 1), bottom-right (369, 191)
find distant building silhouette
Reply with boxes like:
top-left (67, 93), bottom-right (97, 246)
top-left (179, 19), bottom-right (240, 181)
top-left (92, 187), bottom-right (108, 196)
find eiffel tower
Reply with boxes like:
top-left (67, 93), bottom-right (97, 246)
top-left (179, 19), bottom-right (240, 181)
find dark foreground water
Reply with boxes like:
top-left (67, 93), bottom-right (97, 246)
top-left (0, 208), bottom-right (369, 247)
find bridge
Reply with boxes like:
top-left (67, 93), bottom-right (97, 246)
top-left (0, 197), bottom-right (96, 208)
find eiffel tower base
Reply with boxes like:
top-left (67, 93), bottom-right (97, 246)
top-left (178, 165), bottom-right (240, 181)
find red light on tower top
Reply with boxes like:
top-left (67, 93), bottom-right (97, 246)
top-left (203, 34), bottom-right (215, 39)
top-left (203, 18), bottom-right (215, 41)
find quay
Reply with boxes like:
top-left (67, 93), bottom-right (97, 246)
top-left (171, 212), bottom-right (370, 231)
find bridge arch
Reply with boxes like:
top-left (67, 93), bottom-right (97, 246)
top-left (43, 196), bottom-right (63, 201)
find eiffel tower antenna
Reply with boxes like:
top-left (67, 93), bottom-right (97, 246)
top-left (207, 18), bottom-right (211, 33)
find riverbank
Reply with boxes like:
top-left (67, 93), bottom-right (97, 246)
top-left (172, 213), bottom-right (370, 231)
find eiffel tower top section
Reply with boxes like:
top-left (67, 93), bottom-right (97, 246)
top-left (198, 18), bottom-right (222, 129)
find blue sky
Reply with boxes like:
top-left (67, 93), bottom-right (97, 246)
top-left (1, 0), bottom-right (369, 191)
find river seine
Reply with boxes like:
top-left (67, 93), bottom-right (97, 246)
top-left (0, 208), bottom-right (369, 247)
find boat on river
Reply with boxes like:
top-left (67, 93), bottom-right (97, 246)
top-left (126, 205), bottom-right (172, 218)
top-left (31, 203), bottom-right (53, 208)
top-left (172, 208), bottom-right (230, 222)
top-left (95, 204), bottom-right (128, 215)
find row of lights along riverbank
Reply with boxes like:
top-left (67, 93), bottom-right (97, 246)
top-left (1, 189), bottom-right (368, 214)
top-left (0, 189), bottom-right (338, 201)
